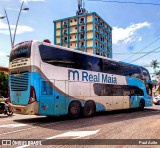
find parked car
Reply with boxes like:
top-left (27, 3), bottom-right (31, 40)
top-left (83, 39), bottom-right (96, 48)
top-left (153, 95), bottom-right (160, 105)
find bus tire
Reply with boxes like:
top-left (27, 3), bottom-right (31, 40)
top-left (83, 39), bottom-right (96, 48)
top-left (68, 101), bottom-right (81, 119)
top-left (83, 101), bottom-right (95, 117)
top-left (139, 99), bottom-right (145, 111)
top-left (157, 100), bottom-right (160, 105)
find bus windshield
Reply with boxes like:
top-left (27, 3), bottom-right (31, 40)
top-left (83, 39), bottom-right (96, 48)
top-left (10, 43), bottom-right (31, 62)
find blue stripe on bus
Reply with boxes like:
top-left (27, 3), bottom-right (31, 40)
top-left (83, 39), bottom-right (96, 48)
top-left (30, 72), bottom-right (106, 116)
top-left (126, 76), bottom-right (152, 108)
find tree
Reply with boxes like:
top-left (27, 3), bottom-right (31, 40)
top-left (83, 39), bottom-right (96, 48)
top-left (151, 60), bottom-right (159, 73)
top-left (150, 60), bottom-right (160, 80)
top-left (0, 72), bottom-right (8, 97)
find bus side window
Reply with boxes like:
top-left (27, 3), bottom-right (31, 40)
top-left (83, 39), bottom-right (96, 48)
top-left (113, 89), bottom-right (123, 96)
top-left (41, 81), bottom-right (53, 96)
top-left (123, 90), bottom-right (130, 96)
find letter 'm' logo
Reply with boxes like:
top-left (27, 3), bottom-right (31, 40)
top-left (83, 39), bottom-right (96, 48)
top-left (68, 69), bottom-right (79, 80)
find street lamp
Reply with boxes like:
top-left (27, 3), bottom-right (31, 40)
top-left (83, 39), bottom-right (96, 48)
top-left (0, 10), bottom-right (13, 48)
top-left (12, 1), bottom-right (29, 46)
top-left (0, 1), bottom-right (29, 48)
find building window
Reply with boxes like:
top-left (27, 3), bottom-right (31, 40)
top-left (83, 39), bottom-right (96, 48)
top-left (70, 36), bottom-right (72, 39)
top-left (95, 26), bottom-right (99, 31)
top-left (75, 27), bottom-right (77, 30)
top-left (71, 43), bottom-right (72, 46)
top-left (63, 30), bottom-right (67, 35)
top-left (81, 26), bottom-right (85, 31)
top-left (75, 43), bottom-right (77, 47)
top-left (70, 20), bottom-right (73, 23)
top-left (80, 33), bottom-right (84, 39)
top-left (63, 21), bottom-right (67, 26)
top-left (81, 42), bottom-right (84, 48)
top-left (96, 34), bottom-right (99, 39)
top-left (63, 37), bottom-right (67, 41)
top-left (75, 19), bottom-right (77, 22)
top-left (80, 18), bottom-right (85, 24)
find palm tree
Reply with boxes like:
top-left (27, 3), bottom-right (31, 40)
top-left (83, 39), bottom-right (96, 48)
top-left (151, 60), bottom-right (159, 80)
top-left (151, 60), bottom-right (159, 72)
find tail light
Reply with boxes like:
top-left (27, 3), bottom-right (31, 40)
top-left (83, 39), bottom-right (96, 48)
top-left (28, 86), bottom-right (36, 104)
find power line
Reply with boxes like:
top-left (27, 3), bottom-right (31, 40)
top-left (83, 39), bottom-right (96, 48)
top-left (86, 0), bottom-right (160, 6)
top-left (121, 36), bottom-right (160, 61)
top-left (113, 50), bottom-right (160, 55)
top-left (129, 46), bottom-right (160, 63)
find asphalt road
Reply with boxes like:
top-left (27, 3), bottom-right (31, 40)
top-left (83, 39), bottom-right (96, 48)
top-left (0, 105), bottom-right (160, 147)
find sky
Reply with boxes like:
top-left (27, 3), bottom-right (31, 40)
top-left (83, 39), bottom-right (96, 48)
top-left (0, 0), bottom-right (160, 77)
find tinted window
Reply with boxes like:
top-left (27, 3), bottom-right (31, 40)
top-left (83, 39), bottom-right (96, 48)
top-left (93, 83), bottom-right (144, 96)
top-left (39, 45), bottom-right (75, 68)
top-left (140, 67), bottom-right (151, 80)
top-left (102, 61), bottom-right (142, 79)
top-left (10, 43), bottom-right (31, 62)
top-left (41, 81), bottom-right (53, 95)
top-left (39, 45), bottom-right (101, 71)
top-left (39, 45), bottom-right (144, 80)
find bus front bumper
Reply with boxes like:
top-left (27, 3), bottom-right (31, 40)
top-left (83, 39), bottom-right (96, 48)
top-left (8, 102), bottom-right (39, 115)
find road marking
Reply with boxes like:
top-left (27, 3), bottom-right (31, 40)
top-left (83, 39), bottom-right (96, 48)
top-left (0, 124), bottom-right (27, 128)
top-left (0, 120), bottom-right (67, 136)
top-left (17, 129), bottom-right (100, 148)
top-left (46, 129), bottom-right (100, 139)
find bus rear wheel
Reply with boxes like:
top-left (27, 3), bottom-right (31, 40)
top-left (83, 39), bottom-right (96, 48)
top-left (68, 101), bottom-right (81, 119)
top-left (139, 99), bottom-right (145, 111)
top-left (83, 101), bottom-right (95, 117)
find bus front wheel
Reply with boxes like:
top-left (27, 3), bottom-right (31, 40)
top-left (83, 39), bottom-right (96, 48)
top-left (68, 101), bottom-right (81, 119)
top-left (83, 101), bottom-right (95, 117)
top-left (139, 99), bottom-right (145, 111)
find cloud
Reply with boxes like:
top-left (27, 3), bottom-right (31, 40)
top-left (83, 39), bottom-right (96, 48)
top-left (112, 22), bottom-right (151, 45)
top-left (0, 21), bottom-right (34, 35)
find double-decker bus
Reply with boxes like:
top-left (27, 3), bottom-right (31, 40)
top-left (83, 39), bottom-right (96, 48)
top-left (8, 40), bottom-right (152, 118)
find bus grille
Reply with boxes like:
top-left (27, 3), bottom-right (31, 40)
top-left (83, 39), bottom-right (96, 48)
top-left (10, 73), bottom-right (29, 91)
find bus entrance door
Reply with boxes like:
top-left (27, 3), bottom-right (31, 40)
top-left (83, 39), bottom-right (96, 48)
top-left (130, 96), bottom-right (139, 108)
top-left (53, 80), bottom-right (67, 115)
top-left (39, 80), bottom-right (54, 116)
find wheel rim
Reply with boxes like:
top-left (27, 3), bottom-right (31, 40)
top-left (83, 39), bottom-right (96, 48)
top-left (70, 107), bottom-right (78, 115)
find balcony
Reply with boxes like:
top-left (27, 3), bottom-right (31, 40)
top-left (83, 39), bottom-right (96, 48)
top-left (80, 45), bottom-right (85, 48)
top-left (63, 24), bottom-right (68, 28)
top-left (80, 21), bottom-right (85, 24)
top-left (95, 28), bottom-right (99, 32)
top-left (95, 19), bottom-right (99, 24)
top-left (95, 36), bottom-right (99, 40)
top-left (63, 40), bottom-right (68, 44)
top-left (80, 29), bottom-right (85, 32)
top-left (63, 32), bottom-right (67, 35)
top-left (95, 45), bottom-right (99, 49)
top-left (79, 37), bottom-right (85, 41)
